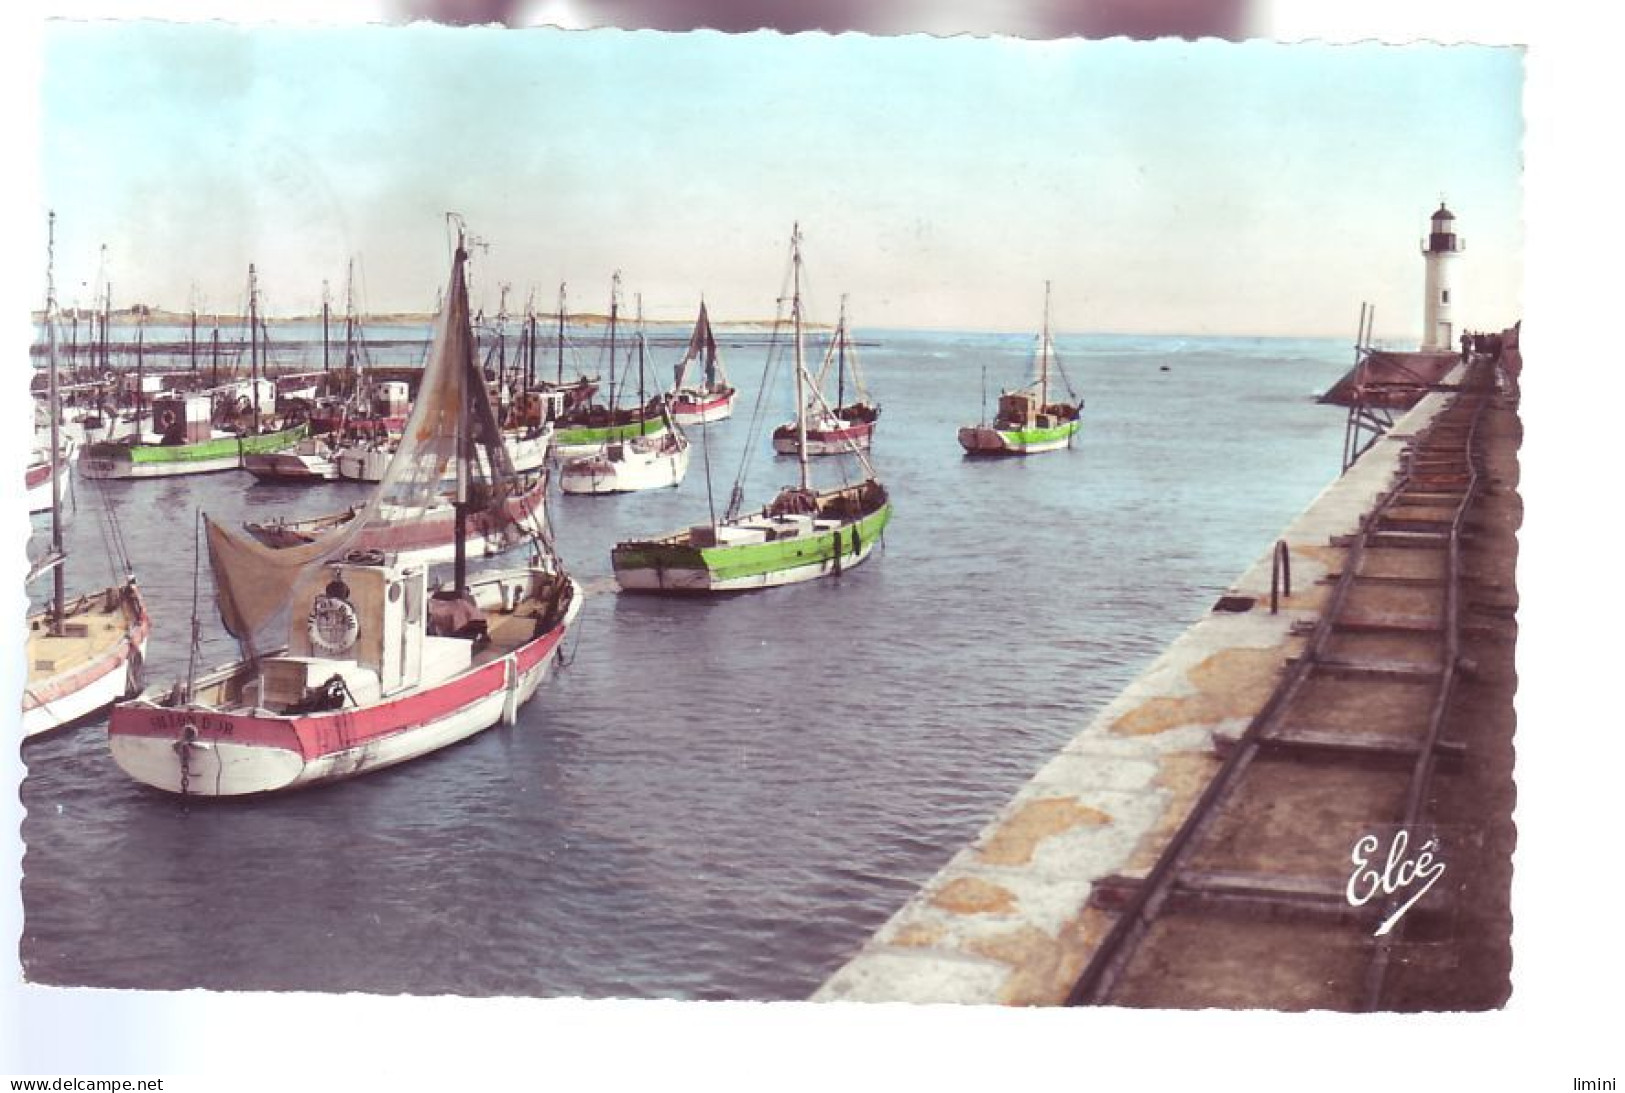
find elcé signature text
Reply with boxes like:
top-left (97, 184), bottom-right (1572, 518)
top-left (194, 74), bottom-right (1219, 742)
top-left (1345, 830), bottom-right (1447, 936)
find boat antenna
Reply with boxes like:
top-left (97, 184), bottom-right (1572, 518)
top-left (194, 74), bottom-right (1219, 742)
top-left (980, 364), bottom-right (988, 427)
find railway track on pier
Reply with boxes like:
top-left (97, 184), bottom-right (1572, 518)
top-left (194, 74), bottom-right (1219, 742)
top-left (1065, 354), bottom-right (1508, 1012)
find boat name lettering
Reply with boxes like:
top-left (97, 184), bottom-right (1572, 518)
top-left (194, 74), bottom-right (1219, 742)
top-left (156, 711), bottom-right (237, 737)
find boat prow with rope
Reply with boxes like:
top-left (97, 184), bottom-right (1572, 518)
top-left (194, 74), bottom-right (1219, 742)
top-left (108, 223), bottom-right (581, 796)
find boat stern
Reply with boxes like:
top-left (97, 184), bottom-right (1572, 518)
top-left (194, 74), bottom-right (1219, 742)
top-left (109, 699), bottom-right (307, 797)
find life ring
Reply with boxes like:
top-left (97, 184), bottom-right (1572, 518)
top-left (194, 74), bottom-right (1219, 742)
top-left (158, 409), bottom-right (177, 431)
top-left (307, 595), bottom-right (360, 656)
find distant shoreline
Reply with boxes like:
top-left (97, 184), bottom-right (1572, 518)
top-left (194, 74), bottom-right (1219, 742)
top-left (33, 306), bottom-right (813, 332)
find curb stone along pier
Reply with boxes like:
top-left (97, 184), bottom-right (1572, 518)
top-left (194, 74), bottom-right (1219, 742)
top-left (816, 351), bottom-right (1518, 1009)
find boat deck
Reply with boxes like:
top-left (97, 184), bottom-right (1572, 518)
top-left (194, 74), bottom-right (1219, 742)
top-left (27, 594), bottom-right (136, 678)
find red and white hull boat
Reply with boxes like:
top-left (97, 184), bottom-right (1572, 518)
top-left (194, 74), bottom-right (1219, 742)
top-left (240, 472), bottom-right (549, 568)
top-left (110, 561), bottom-right (579, 796)
top-left (25, 439), bottom-right (75, 513)
top-left (667, 385), bottom-right (736, 426)
top-left (771, 408), bottom-right (877, 456)
top-left (23, 580), bottom-right (151, 739)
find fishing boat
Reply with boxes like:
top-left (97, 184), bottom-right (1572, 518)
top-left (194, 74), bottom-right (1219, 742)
top-left (107, 225), bottom-right (581, 797)
top-left (79, 265), bottom-right (307, 478)
top-left (551, 273), bottom-right (670, 461)
top-left (243, 432), bottom-right (341, 483)
top-left (957, 282), bottom-right (1082, 456)
top-left (561, 408), bottom-right (687, 495)
top-left (664, 299), bottom-right (736, 425)
top-left (240, 470), bottom-right (548, 566)
top-left (561, 295), bottom-right (690, 495)
top-left (335, 418), bottom-right (552, 483)
top-left (23, 214), bottom-right (152, 740)
top-left (611, 225), bottom-right (891, 593)
top-left (25, 436), bottom-right (74, 513)
top-left (771, 295), bottom-right (879, 456)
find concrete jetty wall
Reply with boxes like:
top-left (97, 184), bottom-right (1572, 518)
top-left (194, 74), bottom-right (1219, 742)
top-left (814, 369), bottom-right (1467, 1005)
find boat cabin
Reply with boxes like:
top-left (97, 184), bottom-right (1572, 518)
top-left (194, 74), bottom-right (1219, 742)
top-left (996, 390), bottom-right (1042, 428)
top-left (248, 558), bottom-right (470, 714)
top-left (149, 393), bottom-right (214, 445)
top-left (372, 381), bottom-right (410, 419)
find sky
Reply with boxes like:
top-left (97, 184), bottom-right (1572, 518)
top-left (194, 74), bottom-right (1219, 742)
top-left (37, 23), bottom-right (1523, 340)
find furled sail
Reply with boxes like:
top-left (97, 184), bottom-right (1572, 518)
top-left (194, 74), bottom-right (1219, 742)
top-left (672, 300), bottom-right (722, 391)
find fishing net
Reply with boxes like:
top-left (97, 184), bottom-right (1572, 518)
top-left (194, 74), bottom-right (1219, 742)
top-left (204, 240), bottom-right (542, 660)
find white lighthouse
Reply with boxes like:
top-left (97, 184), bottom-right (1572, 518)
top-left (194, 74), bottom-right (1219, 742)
top-left (1420, 202), bottom-right (1464, 351)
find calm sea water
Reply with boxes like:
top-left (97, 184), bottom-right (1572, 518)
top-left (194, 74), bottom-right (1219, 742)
top-left (20, 329), bottom-right (1352, 1000)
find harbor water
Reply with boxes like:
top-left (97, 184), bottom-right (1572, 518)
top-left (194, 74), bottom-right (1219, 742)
top-left (20, 329), bottom-right (1353, 1000)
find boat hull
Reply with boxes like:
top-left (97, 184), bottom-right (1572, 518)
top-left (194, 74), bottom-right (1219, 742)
top-left (957, 418), bottom-right (1079, 455)
top-left (243, 473), bottom-right (549, 567)
top-left (612, 491), bottom-right (891, 594)
top-left (25, 453), bottom-right (71, 514)
top-left (552, 415), bottom-right (670, 461)
top-left (337, 428), bottom-right (551, 482)
top-left (771, 418), bottom-right (874, 456)
top-left (79, 424), bottom-right (309, 479)
top-left (560, 439), bottom-right (690, 495)
top-left (243, 451), bottom-right (339, 482)
top-left (108, 575), bottom-right (581, 796)
top-left (22, 584), bottom-right (151, 739)
top-left (669, 388), bottom-right (736, 426)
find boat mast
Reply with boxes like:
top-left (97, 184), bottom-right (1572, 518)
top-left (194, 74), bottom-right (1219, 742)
top-left (134, 317), bottom-right (145, 435)
top-left (452, 232), bottom-right (472, 593)
top-left (556, 282), bottom-right (567, 385)
top-left (46, 212), bottom-right (66, 630)
top-left (321, 279), bottom-right (330, 376)
top-left (791, 224), bottom-right (809, 491)
top-left (835, 294), bottom-right (848, 412)
top-left (1040, 279), bottom-right (1052, 410)
top-left (189, 295), bottom-right (198, 375)
top-left (607, 276), bottom-right (618, 406)
top-left (635, 293), bottom-right (647, 410)
top-left (344, 259), bottom-right (357, 393)
top-left (525, 290), bottom-right (538, 390)
top-left (497, 282), bottom-right (510, 401)
top-left (249, 264), bottom-right (262, 432)
top-left (101, 273), bottom-right (111, 378)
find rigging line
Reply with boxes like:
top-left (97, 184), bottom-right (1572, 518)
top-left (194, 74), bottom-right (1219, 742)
top-left (728, 243), bottom-right (800, 509)
top-left (92, 479), bottom-right (119, 590)
top-left (184, 509), bottom-right (203, 698)
top-left (701, 416), bottom-right (717, 527)
top-left (731, 318), bottom-right (784, 512)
